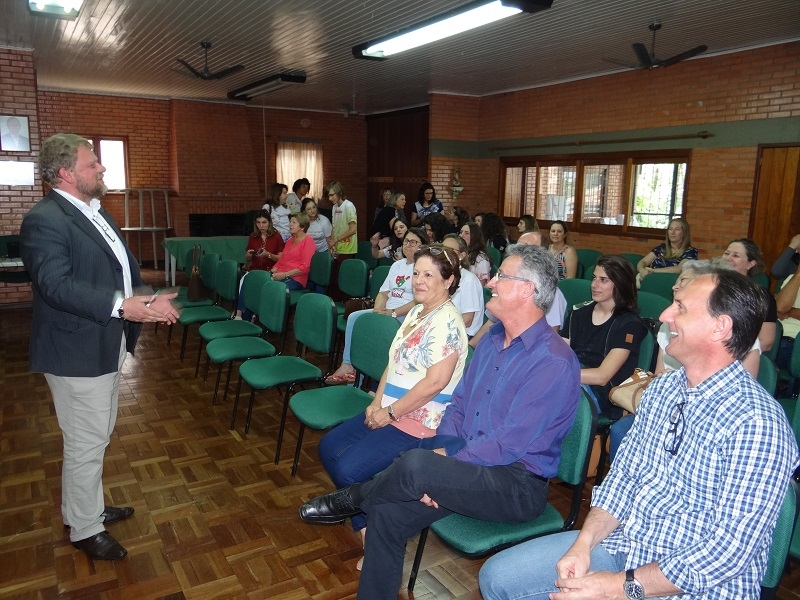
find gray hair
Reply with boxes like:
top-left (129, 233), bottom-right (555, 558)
top-left (40, 133), bottom-right (92, 187)
top-left (505, 243), bottom-right (558, 313)
top-left (682, 258), bottom-right (733, 275)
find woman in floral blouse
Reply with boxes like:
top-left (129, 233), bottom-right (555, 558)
top-left (317, 243), bottom-right (468, 570)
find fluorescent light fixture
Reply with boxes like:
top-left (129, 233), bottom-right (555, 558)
top-left (353, 0), bottom-right (552, 60)
top-left (228, 72), bottom-right (306, 101)
top-left (28, 0), bottom-right (84, 19)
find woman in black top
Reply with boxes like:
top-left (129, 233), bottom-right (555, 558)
top-left (480, 212), bottom-right (510, 255)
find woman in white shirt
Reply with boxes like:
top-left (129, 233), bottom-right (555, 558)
top-left (302, 197), bottom-right (332, 253)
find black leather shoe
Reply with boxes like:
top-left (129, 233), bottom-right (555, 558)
top-left (299, 487), bottom-right (361, 524)
top-left (64, 506), bottom-right (134, 529)
top-left (72, 531), bottom-right (127, 560)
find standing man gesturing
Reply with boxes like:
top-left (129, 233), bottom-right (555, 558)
top-left (20, 134), bottom-right (180, 561)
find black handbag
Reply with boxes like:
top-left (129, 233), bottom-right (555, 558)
top-left (186, 245), bottom-right (212, 301)
top-left (343, 297), bottom-right (375, 319)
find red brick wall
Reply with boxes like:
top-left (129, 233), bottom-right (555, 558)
top-left (430, 42), bottom-right (800, 260)
top-left (0, 49), bottom-right (39, 304)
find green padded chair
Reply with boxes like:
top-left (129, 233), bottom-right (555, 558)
top-left (290, 251), bottom-right (333, 307)
top-left (576, 248), bottom-right (602, 281)
top-left (356, 240), bottom-right (378, 271)
top-left (621, 253), bottom-right (643, 269)
top-left (173, 259), bottom-right (238, 360)
top-left (369, 265), bottom-right (391, 299)
top-left (205, 280), bottom-right (290, 405)
top-left (757, 355), bottom-right (779, 397)
top-left (407, 389), bottom-right (598, 592)
top-left (777, 334), bottom-right (800, 421)
top-left (335, 258), bottom-right (370, 316)
top-left (639, 272), bottom-right (679, 300)
top-left (765, 320), bottom-right (782, 364)
top-left (486, 246), bottom-right (502, 277)
top-left (637, 290), bottom-right (671, 321)
top-left (377, 256), bottom-right (394, 267)
top-left (753, 272), bottom-right (771, 291)
top-left (762, 479), bottom-right (799, 596)
top-left (286, 312), bottom-right (401, 476)
top-left (233, 293), bottom-right (338, 448)
top-left (557, 278), bottom-right (593, 324)
top-left (167, 252), bottom-right (220, 341)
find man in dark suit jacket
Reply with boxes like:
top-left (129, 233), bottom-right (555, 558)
top-left (20, 133), bottom-right (180, 561)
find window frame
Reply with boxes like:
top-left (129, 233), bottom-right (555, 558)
top-left (82, 135), bottom-right (130, 191)
top-left (500, 149), bottom-right (692, 238)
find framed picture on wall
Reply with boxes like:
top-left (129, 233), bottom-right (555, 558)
top-left (0, 116), bottom-right (31, 152)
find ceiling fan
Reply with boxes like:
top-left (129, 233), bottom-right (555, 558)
top-left (341, 92), bottom-right (360, 117)
top-left (604, 21), bottom-right (708, 70)
top-left (175, 41), bottom-right (245, 80)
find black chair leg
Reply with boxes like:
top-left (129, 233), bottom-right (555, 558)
top-left (194, 339), bottom-right (204, 377)
top-left (407, 527), bottom-right (429, 592)
top-left (291, 424), bottom-right (306, 477)
top-left (222, 362), bottom-right (234, 403)
top-left (275, 386), bottom-right (294, 464)
top-left (595, 431), bottom-right (610, 484)
top-left (244, 387), bottom-right (258, 434)
top-left (230, 376), bottom-right (244, 429)
top-left (180, 325), bottom-right (189, 360)
top-left (212, 362), bottom-right (224, 405)
top-left (203, 355), bottom-right (211, 382)
top-left (167, 323), bottom-right (173, 345)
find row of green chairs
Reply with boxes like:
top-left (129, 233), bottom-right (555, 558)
top-left (557, 278), bottom-right (671, 324)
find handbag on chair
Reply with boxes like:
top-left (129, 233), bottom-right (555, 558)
top-left (186, 245), bottom-right (212, 302)
top-left (608, 368), bottom-right (657, 414)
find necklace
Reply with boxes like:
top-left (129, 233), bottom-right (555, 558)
top-left (405, 298), bottom-right (452, 331)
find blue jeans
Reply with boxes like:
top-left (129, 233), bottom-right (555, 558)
top-left (609, 414), bottom-right (635, 463)
top-left (318, 413), bottom-right (464, 531)
top-left (479, 530), bottom-right (627, 599)
top-left (342, 309), bottom-right (403, 365)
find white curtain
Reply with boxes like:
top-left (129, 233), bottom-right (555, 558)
top-left (276, 142), bottom-right (324, 200)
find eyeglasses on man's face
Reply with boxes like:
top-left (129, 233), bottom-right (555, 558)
top-left (491, 270), bottom-right (538, 294)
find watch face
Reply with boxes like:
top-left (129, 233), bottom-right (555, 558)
top-left (623, 580), bottom-right (645, 600)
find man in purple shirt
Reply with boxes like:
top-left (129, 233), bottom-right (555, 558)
top-left (299, 243), bottom-right (581, 599)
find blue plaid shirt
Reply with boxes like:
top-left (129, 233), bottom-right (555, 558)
top-left (593, 361), bottom-right (799, 599)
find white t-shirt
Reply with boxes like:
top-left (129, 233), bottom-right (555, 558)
top-left (379, 259), bottom-right (415, 310)
top-left (286, 192), bottom-right (302, 214)
top-left (779, 274), bottom-right (800, 339)
top-left (307, 215), bottom-right (332, 252)
top-left (262, 203), bottom-right (292, 241)
top-left (452, 268), bottom-right (485, 337)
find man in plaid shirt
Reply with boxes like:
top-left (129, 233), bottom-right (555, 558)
top-left (480, 269), bottom-right (799, 600)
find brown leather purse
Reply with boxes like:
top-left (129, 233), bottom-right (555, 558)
top-left (608, 368), bottom-right (657, 414)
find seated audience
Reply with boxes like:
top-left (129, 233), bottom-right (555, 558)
top-left (608, 259), bottom-right (761, 461)
top-left (473, 212), bottom-right (485, 227)
top-left (371, 216), bottom-right (408, 261)
top-left (371, 191), bottom-right (406, 240)
top-left (636, 217), bottom-right (698, 284)
top-left (721, 238), bottom-right (776, 352)
top-left (469, 231), bottom-right (567, 345)
top-left (479, 269), bottom-right (798, 600)
top-left (562, 254), bottom-right (646, 419)
top-left (442, 235), bottom-right (486, 337)
top-left (234, 210), bottom-right (284, 320)
top-left (325, 228), bottom-right (429, 384)
top-left (302, 198), bottom-right (332, 253)
top-left (444, 205), bottom-right (470, 233)
top-left (411, 182), bottom-right (443, 225)
top-left (286, 177), bottom-right (310, 214)
top-left (262, 182), bottom-right (291, 241)
top-left (460, 221), bottom-right (492, 286)
top-left (517, 214), bottom-right (540, 238)
top-left (270, 213), bottom-right (316, 291)
top-left (547, 219), bottom-right (578, 279)
top-left (300, 244), bottom-right (581, 600)
top-left (317, 244), bottom-right (468, 570)
top-left (481, 212), bottom-right (510, 255)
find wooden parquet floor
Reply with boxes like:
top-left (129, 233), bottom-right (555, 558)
top-left (1, 267), bottom-right (799, 599)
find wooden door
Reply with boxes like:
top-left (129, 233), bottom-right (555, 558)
top-left (750, 146), bottom-right (800, 278)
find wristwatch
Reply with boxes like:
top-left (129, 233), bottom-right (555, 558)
top-left (623, 569), bottom-right (645, 600)
top-left (117, 303), bottom-right (124, 319)
top-left (387, 404), bottom-right (399, 421)
top-left (391, 309), bottom-right (397, 318)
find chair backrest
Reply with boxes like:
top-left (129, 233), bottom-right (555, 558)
top-left (356, 240), bottom-right (378, 271)
top-left (377, 256), bottom-right (394, 267)
top-left (350, 313), bottom-right (401, 381)
top-left (790, 333), bottom-right (800, 380)
top-left (294, 293), bottom-right (338, 358)
top-left (214, 260), bottom-right (240, 302)
top-left (637, 291), bottom-right (671, 321)
top-left (199, 252), bottom-right (221, 289)
top-left (576, 248), bottom-right (602, 280)
top-left (486, 246), bottom-right (501, 272)
top-left (242, 271), bottom-right (272, 313)
top-left (637, 329), bottom-right (656, 372)
top-left (308, 251), bottom-right (334, 289)
top-left (557, 279), bottom-right (593, 322)
top-left (761, 479), bottom-right (799, 588)
top-left (338, 258), bottom-right (369, 298)
top-left (639, 272), bottom-right (679, 300)
top-left (558, 390), bottom-right (598, 530)
top-left (621, 253), bottom-right (643, 269)
top-left (370, 265), bottom-right (391, 299)
top-left (257, 280), bottom-right (290, 353)
top-left (757, 354), bottom-right (778, 397)
top-left (765, 320), bottom-right (783, 363)
top-left (482, 286), bottom-right (493, 307)
top-left (753, 272), bottom-right (770, 291)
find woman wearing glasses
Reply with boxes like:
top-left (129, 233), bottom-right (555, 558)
top-left (562, 254), bottom-right (647, 419)
top-left (326, 228), bottom-right (430, 384)
top-left (318, 242), bottom-right (468, 571)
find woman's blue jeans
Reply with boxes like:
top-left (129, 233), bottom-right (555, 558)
top-left (479, 530), bottom-right (627, 600)
top-left (341, 309), bottom-right (403, 366)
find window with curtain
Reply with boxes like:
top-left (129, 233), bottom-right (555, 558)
top-left (276, 141), bottom-right (324, 199)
